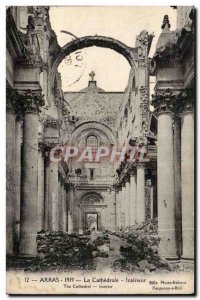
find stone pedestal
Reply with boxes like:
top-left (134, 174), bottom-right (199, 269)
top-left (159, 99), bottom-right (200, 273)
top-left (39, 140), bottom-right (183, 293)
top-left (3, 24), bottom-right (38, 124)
top-left (129, 173), bottom-right (137, 225)
top-left (136, 164), bottom-right (145, 223)
top-left (181, 112), bottom-right (194, 259)
top-left (20, 111), bottom-right (39, 256)
top-left (125, 181), bottom-right (130, 227)
top-left (157, 112), bottom-right (177, 258)
top-left (6, 110), bottom-right (16, 255)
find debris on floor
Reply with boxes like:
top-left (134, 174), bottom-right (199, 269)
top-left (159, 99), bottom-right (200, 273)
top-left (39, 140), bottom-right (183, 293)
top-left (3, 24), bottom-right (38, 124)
top-left (112, 218), bottom-right (174, 273)
top-left (36, 230), bottom-right (96, 271)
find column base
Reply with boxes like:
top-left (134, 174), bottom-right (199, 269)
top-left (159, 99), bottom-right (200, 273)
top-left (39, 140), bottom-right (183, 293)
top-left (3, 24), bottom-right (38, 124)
top-left (164, 256), bottom-right (179, 261)
top-left (181, 256), bottom-right (194, 261)
top-left (17, 254), bottom-right (37, 258)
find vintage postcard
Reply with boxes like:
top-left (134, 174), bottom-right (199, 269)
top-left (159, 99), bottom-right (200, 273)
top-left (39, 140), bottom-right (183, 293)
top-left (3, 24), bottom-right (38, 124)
top-left (6, 6), bottom-right (195, 295)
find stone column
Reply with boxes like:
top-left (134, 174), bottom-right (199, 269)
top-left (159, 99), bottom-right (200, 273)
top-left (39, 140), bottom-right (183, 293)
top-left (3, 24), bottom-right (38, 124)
top-left (157, 110), bottom-right (176, 258)
top-left (20, 101), bottom-right (40, 256)
top-left (68, 212), bottom-right (73, 234)
top-left (115, 191), bottom-right (119, 230)
top-left (6, 105), bottom-right (16, 255)
top-left (152, 169), bottom-right (158, 219)
top-left (48, 162), bottom-right (59, 231)
top-left (43, 117), bottom-right (62, 232)
top-left (78, 207), bottom-right (83, 235)
top-left (173, 116), bottom-right (182, 257)
top-left (14, 118), bottom-right (22, 254)
top-left (120, 183), bottom-right (126, 229)
top-left (58, 178), bottom-right (62, 230)
top-left (58, 179), bottom-right (67, 232)
top-left (181, 110), bottom-right (194, 259)
top-left (116, 186), bottom-right (122, 230)
top-left (38, 144), bottom-right (45, 231)
top-left (61, 181), bottom-right (67, 232)
top-left (68, 184), bottom-right (74, 233)
top-left (136, 163), bottom-right (145, 223)
top-left (125, 178), bottom-right (130, 228)
top-left (65, 184), bottom-right (69, 232)
top-left (129, 169), bottom-right (137, 226)
top-left (44, 154), bottom-right (50, 230)
top-left (106, 188), bottom-right (116, 231)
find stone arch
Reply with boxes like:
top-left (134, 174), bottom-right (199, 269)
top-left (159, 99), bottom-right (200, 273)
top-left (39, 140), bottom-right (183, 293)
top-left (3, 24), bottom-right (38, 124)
top-left (69, 121), bottom-right (116, 146)
top-left (51, 35), bottom-right (138, 88)
top-left (81, 192), bottom-right (105, 231)
top-left (81, 191), bottom-right (104, 204)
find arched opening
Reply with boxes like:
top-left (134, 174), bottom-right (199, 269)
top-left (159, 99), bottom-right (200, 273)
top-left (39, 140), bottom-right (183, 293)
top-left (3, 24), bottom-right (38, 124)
top-left (81, 192), bottom-right (105, 231)
top-left (86, 135), bottom-right (98, 149)
top-left (50, 35), bottom-right (137, 89)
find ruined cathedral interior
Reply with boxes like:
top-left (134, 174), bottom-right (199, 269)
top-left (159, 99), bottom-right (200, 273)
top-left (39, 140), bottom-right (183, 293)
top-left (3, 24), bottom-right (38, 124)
top-left (6, 6), bottom-right (194, 266)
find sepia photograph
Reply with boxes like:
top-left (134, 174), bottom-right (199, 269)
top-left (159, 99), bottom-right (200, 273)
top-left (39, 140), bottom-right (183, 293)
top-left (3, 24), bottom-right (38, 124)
top-left (5, 5), bottom-right (195, 295)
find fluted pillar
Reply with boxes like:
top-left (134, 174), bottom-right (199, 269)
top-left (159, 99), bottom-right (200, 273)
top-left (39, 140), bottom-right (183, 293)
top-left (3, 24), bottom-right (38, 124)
top-left (136, 163), bottom-right (145, 223)
top-left (181, 111), bottom-right (194, 259)
top-left (157, 111), bottom-right (176, 258)
top-left (20, 107), bottom-right (39, 256)
top-left (6, 106), bottom-right (16, 255)
top-left (129, 169), bottom-right (137, 226)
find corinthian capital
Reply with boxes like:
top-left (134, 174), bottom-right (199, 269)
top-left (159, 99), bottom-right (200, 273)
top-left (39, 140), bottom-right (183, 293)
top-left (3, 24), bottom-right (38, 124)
top-left (6, 87), bottom-right (44, 117)
top-left (151, 88), bottom-right (194, 115)
top-left (151, 89), bottom-right (174, 114)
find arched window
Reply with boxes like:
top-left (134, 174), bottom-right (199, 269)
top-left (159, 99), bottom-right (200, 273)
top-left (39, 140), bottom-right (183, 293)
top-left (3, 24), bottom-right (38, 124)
top-left (86, 135), bottom-right (98, 149)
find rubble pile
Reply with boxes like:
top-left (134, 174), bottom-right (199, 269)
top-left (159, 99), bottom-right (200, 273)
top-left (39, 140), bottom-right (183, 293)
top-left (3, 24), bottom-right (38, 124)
top-left (36, 230), bottom-right (96, 271)
top-left (115, 218), bottom-right (158, 239)
top-left (112, 218), bottom-right (174, 273)
top-left (90, 231), bottom-right (110, 258)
